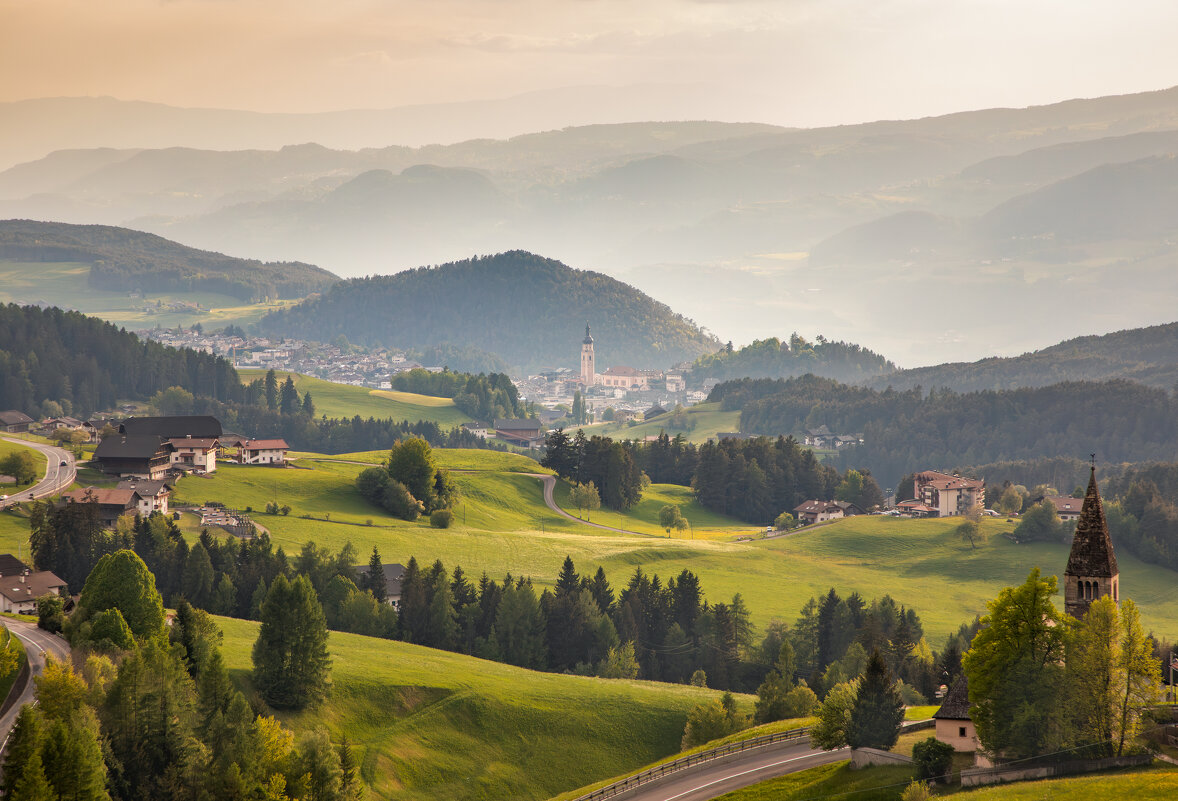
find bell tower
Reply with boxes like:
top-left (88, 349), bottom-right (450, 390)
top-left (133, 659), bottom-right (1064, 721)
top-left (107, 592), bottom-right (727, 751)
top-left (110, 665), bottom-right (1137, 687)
top-left (1063, 461), bottom-right (1120, 619)
top-left (580, 323), bottom-right (595, 386)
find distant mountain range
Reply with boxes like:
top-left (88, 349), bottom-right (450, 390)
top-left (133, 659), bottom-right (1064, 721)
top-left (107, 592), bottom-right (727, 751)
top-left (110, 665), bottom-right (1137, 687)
top-left (6, 86), bottom-right (1178, 364)
top-left (256, 251), bottom-right (720, 373)
top-left (0, 220), bottom-right (338, 302)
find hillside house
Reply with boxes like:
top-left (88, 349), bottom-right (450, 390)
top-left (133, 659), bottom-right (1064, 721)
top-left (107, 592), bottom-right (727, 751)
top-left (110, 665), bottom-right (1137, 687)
top-left (168, 437), bottom-right (219, 473)
top-left (1045, 495), bottom-right (1084, 522)
top-left (353, 562), bottom-right (406, 608)
top-left (0, 410), bottom-right (34, 434)
top-left (42, 416), bottom-right (84, 433)
top-left (804, 426), bottom-right (864, 449)
top-left (461, 422), bottom-right (491, 439)
top-left (794, 500), bottom-right (845, 525)
top-left (61, 487), bottom-right (142, 526)
top-left (240, 439), bottom-right (290, 465)
top-left (0, 555), bottom-right (67, 614)
top-left (116, 479), bottom-right (171, 515)
top-left (94, 434), bottom-right (172, 479)
top-left (933, 676), bottom-right (978, 753)
top-left (494, 419), bottom-right (544, 448)
top-left (914, 470), bottom-right (985, 517)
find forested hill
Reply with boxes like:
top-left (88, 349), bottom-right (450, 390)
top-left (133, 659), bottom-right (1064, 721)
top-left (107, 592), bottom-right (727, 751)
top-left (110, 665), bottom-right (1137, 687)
top-left (711, 374), bottom-right (1178, 488)
top-left (0, 219), bottom-right (338, 302)
top-left (258, 251), bottom-right (720, 371)
top-left (691, 334), bottom-right (894, 384)
top-left (0, 303), bottom-right (240, 416)
top-left (861, 321), bottom-right (1178, 392)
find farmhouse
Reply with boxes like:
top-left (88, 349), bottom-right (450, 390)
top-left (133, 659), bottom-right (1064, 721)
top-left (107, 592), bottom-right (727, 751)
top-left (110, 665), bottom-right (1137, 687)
top-left (0, 410), bottom-right (35, 434)
top-left (168, 437), bottom-right (219, 473)
top-left (61, 487), bottom-right (143, 526)
top-left (0, 555), bottom-right (67, 614)
top-left (116, 479), bottom-right (171, 515)
top-left (794, 500), bottom-right (845, 525)
top-left (913, 470), bottom-right (985, 517)
top-left (494, 418), bottom-right (544, 448)
top-left (355, 562), bottom-right (406, 607)
top-left (93, 434), bottom-right (172, 479)
top-left (120, 415), bottom-right (223, 440)
top-left (461, 422), bottom-right (491, 439)
top-left (1044, 495), bottom-right (1084, 522)
top-left (240, 439), bottom-right (290, 465)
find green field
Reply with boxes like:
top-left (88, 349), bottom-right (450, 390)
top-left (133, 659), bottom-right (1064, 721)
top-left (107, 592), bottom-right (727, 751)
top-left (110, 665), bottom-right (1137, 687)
top-left (238, 370), bottom-right (472, 426)
top-left (0, 438), bottom-right (47, 486)
top-left (714, 762), bottom-right (1178, 801)
top-left (215, 615), bottom-right (752, 801)
top-left (581, 402), bottom-right (741, 445)
top-left (0, 260), bottom-right (294, 329)
top-left (552, 480), bottom-right (760, 539)
top-left (166, 451), bottom-right (1178, 643)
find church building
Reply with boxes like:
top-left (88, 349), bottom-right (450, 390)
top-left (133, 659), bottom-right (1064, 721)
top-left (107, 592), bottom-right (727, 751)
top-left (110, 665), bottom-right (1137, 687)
top-left (1063, 465), bottom-right (1120, 618)
top-left (580, 323), bottom-right (596, 385)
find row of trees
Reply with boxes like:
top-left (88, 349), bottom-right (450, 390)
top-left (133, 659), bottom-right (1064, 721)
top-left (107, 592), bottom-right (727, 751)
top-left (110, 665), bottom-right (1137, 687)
top-left (691, 334), bottom-right (895, 385)
top-left (391, 368), bottom-right (527, 421)
top-left (542, 431), bottom-right (643, 511)
top-left (3, 549), bottom-right (352, 801)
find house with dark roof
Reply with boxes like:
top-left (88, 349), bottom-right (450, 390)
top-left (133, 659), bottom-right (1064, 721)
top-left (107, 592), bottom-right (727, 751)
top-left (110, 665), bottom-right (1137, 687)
top-left (0, 563), bottom-right (68, 614)
top-left (119, 415), bottom-right (223, 439)
top-left (0, 410), bottom-right (34, 433)
top-left (354, 562), bottom-right (406, 607)
top-left (794, 500), bottom-right (845, 525)
top-left (116, 479), bottom-right (171, 515)
top-left (494, 419), bottom-right (544, 448)
top-left (933, 675), bottom-right (978, 753)
top-left (61, 487), bottom-right (143, 526)
top-left (94, 434), bottom-right (172, 479)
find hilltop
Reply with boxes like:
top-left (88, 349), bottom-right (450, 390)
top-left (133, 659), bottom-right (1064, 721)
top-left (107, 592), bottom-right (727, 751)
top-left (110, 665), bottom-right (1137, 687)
top-left (257, 251), bottom-right (720, 372)
top-left (0, 219), bottom-right (338, 303)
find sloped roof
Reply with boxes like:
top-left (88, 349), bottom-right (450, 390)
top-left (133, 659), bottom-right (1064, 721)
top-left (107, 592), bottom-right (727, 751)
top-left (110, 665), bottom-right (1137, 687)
top-left (934, 675), bottom-right (971, 721)
top-left (0, 554), bottom-right (31, 577)
top-left (95, 434), bottom-right (170, 460)
top-left (244, 439), bottom-right (289, 450)
top-left (495, 418), bottom-right (542, 431)
top-left (1065, 468), bottom-right (1118, 579)
top-left (120, 415), bottom-right (222, 438)
top-left (794, 499), bottom-right (840, 514)
top-left (0, 410), bottom-right (34, 426)
top-left (116, 479), bottom-right (170, 497)
top-left (62, 488), bottom-right (139, 507)
top-left (0, 570), bottom-right (68, 604)
top-left (167, 437), bottom-right (219, 449)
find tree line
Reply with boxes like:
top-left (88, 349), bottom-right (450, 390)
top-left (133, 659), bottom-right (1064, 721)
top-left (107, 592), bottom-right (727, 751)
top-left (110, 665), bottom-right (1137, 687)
top-left (5, 548), bottom-right (354, 801)
top-left (691, 333), bottom-right (894, 385)
top-left (390, 368), bottom-right (525, 421)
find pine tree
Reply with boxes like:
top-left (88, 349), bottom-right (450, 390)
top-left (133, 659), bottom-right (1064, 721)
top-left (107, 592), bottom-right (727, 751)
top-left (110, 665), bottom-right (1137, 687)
top-left (398, 557), bottom-right (428, 643)
top-left (265, 369), bottom-right (279, 410)
top-left (554, 556), bottom-right (580, 598)
top-left (1, 706), bottom-right (45, 798)
top-left (302, 391), bottom-right (315, 418)
top-left (9, 752), bottom-right (55, 801)
top-left (425, 567), bottom-right (459, 650)
top-left (338, 734), bottom-right (363, 800)
top-left (280, 376), bottom-right (299, 415)
top-left (182, 541), bottom-right (215, 608)
top-left (847, 649), bottom-right (905, 749)
top-left (366, 547), bottom-right (386, 603)
top-left (252, 574), bottom-right (332, 709)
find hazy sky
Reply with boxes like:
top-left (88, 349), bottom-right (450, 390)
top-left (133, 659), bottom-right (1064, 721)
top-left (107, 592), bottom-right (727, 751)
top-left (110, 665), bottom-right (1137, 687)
top-left (4, 0), bottom-right (1178, 126)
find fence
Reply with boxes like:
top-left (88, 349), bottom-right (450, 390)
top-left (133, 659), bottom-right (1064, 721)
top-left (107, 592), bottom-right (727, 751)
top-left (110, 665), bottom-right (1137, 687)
top-left (570, 727), bottom-right (810, 801)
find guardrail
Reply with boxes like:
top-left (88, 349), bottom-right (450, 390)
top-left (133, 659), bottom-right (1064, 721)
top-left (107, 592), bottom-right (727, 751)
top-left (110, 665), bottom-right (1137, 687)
top-left (571, 726), bottom-right (810, 801)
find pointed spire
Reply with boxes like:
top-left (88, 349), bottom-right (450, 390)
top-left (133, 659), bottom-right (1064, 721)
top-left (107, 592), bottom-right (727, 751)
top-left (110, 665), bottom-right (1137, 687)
top-left (583, 323), bottom-right (594, 345)
top-left (1065, 465), bottom-right (1118, 579)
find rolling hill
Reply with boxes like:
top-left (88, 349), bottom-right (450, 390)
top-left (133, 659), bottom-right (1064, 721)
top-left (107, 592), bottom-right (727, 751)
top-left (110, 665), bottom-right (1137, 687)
top-left (256, 251), bottom-right (720, 372)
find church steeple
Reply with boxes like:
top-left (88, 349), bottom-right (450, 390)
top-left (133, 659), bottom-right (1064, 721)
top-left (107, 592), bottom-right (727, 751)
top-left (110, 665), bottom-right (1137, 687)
top-left (1063, 464), bottom-right (1119, 618)
top-left (583, 323), bottom-right (594, 345)
top-left (580, 322), bottom-right (595, 385)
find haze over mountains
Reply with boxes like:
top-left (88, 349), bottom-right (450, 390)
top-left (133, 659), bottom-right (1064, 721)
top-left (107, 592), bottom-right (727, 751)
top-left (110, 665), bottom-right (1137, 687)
top-left (6, 86), bottom-right (1178, 365)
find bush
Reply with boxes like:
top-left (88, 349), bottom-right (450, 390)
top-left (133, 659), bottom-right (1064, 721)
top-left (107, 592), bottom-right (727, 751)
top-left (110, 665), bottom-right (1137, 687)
top-left (36, 594), bottom-right (65, 633)
top-left (430, 509), bottom-right (453, 529)
top-left (774, 511), bottom-right (796, 530)
top-left (912, 736), bottom-right (954, 783)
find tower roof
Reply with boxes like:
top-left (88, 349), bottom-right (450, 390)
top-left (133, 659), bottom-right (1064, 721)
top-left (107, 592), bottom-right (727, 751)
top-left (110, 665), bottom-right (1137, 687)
top-left (1065, 467), bottom-right (1118, 579)
top-left (583, 323), bottom-right (594, 345)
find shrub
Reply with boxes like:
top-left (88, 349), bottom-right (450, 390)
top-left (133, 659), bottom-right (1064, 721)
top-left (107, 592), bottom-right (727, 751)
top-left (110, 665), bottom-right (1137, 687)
top-left (912, 736), bottom-right (954, 783)
top-left (430, 509), bottom-right (453, 529)
top-left (36, 594), bottom-right (65, 633)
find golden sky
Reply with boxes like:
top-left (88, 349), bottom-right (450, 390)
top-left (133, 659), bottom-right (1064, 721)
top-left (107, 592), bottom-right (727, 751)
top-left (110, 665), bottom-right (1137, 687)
top-left (3, 0), bottom-right (1178, 125)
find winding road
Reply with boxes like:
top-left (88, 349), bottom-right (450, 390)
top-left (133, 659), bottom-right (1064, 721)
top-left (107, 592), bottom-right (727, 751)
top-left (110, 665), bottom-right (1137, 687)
top-left (0, 437), bottom-right (76, 509)
top-left (0, 617), bottom-right (71, 756)
top-left (526, 473), bottom-right (651, 537)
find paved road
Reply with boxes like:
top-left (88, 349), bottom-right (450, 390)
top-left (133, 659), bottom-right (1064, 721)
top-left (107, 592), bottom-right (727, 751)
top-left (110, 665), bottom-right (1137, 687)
top-left (525, 473), bottom-right (654, 537)
top-left (0, 437), bottom-right (76, 509)
top-left (617, 741), bottom-right (847, 801)
top-left (0, 617), bottom-right (71, 755)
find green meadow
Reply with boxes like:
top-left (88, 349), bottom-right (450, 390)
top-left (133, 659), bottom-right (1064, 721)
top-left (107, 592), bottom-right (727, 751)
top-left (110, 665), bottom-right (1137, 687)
top-left (237, 370), bottom-right (471, 426)
top-left (166, 451), bottom-right (1178, 644)
top-left (0, 260), bottom-right (293, 329)
top-left (579, 401), bottom-right (740, 445)
top-left (216, 615), bottom-right (752, 801)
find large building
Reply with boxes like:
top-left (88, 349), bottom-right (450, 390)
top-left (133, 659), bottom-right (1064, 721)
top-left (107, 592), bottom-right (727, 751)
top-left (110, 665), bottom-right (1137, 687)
top-left (913, 470), bottom-right (985, 517)
top-left (1063, 466), bottom-right (1119, 619)
top-left (580, 323), bottom-right (596, 385)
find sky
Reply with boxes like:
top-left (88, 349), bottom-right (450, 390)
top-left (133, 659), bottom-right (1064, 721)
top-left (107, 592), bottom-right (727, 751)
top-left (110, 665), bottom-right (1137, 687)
top-left (4, 0), bottom-right (1178, 126)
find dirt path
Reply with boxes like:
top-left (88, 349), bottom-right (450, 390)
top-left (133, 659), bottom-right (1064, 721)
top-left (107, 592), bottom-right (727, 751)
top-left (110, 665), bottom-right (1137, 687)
top-left (523, 473), bottom-right (654, 537)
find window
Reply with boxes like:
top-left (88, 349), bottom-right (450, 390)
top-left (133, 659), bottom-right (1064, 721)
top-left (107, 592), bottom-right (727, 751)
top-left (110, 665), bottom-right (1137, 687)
top-left (959, 727), bottom-right (967, 738)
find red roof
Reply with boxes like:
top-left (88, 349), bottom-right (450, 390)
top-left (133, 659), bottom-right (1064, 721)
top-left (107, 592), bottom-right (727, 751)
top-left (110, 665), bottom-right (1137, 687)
top-left (62, 488), bottom-right (139, 506)
top-left (244, 439), bottom-right (290, 450)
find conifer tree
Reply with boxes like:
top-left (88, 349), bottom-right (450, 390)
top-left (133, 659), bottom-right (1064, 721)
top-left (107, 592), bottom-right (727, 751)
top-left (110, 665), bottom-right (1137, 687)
top-left (1, 706), bottom-right (45, 798)
top-left (252, 574), bottom-right (331, 709)
top-left (366, 546), bottom-right (386, 603)
top-left (397, 557), bottom-right (428, 643)
top-left (846, 649), bottom-right (904, 749)
top-left (9, 751), bottom-right (55, 801)
top-left (425, 567), bottom-right (459, 650)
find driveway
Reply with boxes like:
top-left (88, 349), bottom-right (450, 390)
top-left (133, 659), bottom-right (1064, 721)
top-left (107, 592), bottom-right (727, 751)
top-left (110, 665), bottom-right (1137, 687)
top-left (0, 437), bottom-right (76, 509)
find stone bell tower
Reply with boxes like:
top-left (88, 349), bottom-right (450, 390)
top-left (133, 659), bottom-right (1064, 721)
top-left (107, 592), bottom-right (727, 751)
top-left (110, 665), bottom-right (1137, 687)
top-left (580, 323), bottom-right (595, 386)
top-left (1063, 462), bottom-right (1120, 619)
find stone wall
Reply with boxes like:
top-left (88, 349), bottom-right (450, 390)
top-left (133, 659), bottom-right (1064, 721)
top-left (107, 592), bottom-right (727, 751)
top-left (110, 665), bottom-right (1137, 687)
top-left (960, 754), bottom-right (1153, 787)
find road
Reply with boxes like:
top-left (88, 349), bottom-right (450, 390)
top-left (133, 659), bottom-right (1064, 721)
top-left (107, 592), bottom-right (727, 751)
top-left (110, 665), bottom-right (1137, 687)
top-left (613, 741), bottom-right (847, 801)
top-left (0, 617), bottom-right (71, 755)
top-left (526, 473), bottom-right (653, 537)
top-left (0, 437), bottom-right (76, 509)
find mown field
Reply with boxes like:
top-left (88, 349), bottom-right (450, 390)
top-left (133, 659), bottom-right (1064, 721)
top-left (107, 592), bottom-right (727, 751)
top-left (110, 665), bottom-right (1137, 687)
top-left (167, 450), bottom-right (1178, 643)
top-left (581, 402), bottom-right (740, 445)
top-left (238, 369), bottom-right (471, 426)
top-left (0, 260), bottom-right (294, 329)
top-left (216, 615), bottom-right (753, 801)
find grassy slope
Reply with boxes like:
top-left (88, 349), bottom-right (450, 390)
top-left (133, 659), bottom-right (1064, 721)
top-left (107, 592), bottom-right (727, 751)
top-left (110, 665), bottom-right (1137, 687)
top-left (238, 370), bottom-right (471, 426)
top-left (0, 260), bottom-right (293, 329)
top-left (714, 762), bottom-right (1178, 800)
top-left (552, 480), bottom-right (760, 539)
top-left (580, 402), bottom-right (740, 445)
top-left (0, 438), bottom-right (47, 485)
top-left (216, 616), bottom-right (753, 801)
top-left (170, 452), bottom-right (1178, 643)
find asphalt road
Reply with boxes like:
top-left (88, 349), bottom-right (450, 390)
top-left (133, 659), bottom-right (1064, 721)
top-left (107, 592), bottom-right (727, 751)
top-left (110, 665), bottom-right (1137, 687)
top-left (0, 617), bottom-right (71, 756)
top-left (0, 437), bottom-right (76, 509)
top-left (616, 741), bottom-right (848, 801)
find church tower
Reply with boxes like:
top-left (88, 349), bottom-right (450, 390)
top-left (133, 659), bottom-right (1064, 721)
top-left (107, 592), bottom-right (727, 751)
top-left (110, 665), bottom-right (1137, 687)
top-left (580, 323), bottom-right (595, 386)
top-left (1063, 465), bottom-right (1120, 619)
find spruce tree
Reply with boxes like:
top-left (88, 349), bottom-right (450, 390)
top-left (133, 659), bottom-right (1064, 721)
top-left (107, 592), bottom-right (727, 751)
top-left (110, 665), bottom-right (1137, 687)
top-left (366, 546), bottom-right (386, 603)
top-left (252, 574), bottom-right (332, 709)
top-left (847, 648), bottom-right (904, 749)
top-left (425, 568), bottom-right (459, 650)
top-left (9, 751), bottom-right (55, 801)
top-left (398, 557), bottom-right (428, 643)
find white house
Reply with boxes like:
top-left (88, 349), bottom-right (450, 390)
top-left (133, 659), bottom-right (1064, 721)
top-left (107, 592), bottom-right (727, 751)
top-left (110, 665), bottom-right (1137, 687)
top-left (241, 439), bottom-right (290, 465)
top-left (168, 437), bottom-right (218, 473)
